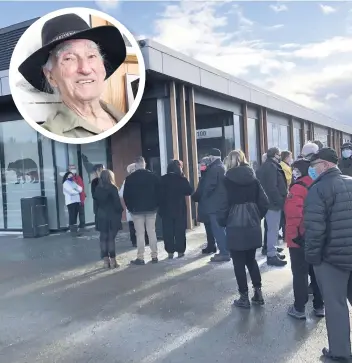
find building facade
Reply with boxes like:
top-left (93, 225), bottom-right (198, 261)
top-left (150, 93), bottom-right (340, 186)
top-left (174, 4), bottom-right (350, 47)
top-left (1, 20), bottom-right (352, 232)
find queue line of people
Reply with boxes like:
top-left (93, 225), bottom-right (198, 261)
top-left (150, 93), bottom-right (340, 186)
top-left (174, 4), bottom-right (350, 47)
top-left (61, 141), bottom-right (352, 361)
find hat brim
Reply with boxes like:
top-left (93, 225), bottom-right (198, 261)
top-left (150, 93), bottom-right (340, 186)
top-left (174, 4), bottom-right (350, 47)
top-left (18, 25), bottom-right (127, 93)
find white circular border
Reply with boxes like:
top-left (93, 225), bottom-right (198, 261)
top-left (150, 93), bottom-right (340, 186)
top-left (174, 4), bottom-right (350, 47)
top-left (9, 7), bottom-right (146, 145)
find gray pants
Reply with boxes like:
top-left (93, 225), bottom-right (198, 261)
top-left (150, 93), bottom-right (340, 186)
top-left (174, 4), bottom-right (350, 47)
top-left (314, 262), bottom-right (352, 358)
top-left (265, 210), bottom-right (281, 257)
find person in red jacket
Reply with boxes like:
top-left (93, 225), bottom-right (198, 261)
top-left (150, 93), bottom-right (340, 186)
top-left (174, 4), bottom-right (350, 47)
top-left (69, 165), bottom-right (86, 230)
top-left (284, 157), bottom-right (324, 320)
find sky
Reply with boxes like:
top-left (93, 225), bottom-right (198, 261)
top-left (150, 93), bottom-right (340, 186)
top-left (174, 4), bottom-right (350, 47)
top-left (0, 1), bottom-right (352, 126)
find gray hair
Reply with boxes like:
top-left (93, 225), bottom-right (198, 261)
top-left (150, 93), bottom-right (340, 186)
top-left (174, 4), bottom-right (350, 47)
top-left (135, 156), bottom-right (146, 170)
top-left (126, 163), bottom-right (136, 174)
top-left (42, 40), bottom-right (103, 94)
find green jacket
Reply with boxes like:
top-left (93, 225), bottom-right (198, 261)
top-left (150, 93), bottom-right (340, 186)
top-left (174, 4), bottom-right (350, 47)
top-left (41, 100), bottom-right (125, 138)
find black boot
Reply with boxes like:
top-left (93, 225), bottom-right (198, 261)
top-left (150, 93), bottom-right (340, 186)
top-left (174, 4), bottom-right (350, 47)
top-left (233, 292), bottom-right (250, 309)
top-left (251, 287), bottom-right (265, 305)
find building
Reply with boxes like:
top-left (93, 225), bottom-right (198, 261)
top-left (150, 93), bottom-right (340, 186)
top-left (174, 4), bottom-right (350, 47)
top-left (0, 18), bottom-right (351, 232)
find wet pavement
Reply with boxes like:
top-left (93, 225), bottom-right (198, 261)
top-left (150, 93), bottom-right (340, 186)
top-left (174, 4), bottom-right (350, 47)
top-left (0, 227), bottom-right (347, 363)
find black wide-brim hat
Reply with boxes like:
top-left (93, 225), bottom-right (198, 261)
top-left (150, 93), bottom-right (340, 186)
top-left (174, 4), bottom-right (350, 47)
top-left (18, 13), bottom-right (127, 93)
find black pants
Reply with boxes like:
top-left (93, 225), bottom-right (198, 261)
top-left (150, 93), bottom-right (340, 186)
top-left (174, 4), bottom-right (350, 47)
top-left (162, 215), bottom-right (187, 254)
top-left (128, 221), bottom-right (149, 246)
top-left (263, 219), bottom-right (268, 250)
top-left (67, 202), bottom-right (80, 226)
top-left (230, 249), bottom-right (262, 294)
top-left (100, 227), bottom-right (119, 258)
top-left (280, 211), bottom-right (286, 239)
top-left (289, 247), bottom-right (324, 312)
top-left (78, 203), bottom-right (85, 228)
top-left (204, 221), bottom-right (216, 249)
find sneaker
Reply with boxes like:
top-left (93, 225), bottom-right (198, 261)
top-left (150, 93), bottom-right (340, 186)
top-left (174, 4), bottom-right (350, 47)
top-left (251, 288), bottom-right (265, 305)
top-left (103, 257), bottom-right (110, 269)
top-left (233, 293), bottom-right (251, 309)
top-left (276, 247), bottom-right (284, 253)
top-left (202, 246), bottom-right (217, 254)
top-left (177, 253), bottom-right (185, 258)
top-left (277, 253), bottom-right (286, 260)
top-left (131, 259), bottom-right (145, 265)
top-left (314, 307), bottom-right (325, 318)
top-left (287, 305), bottom-right (306, 320)
top-left (210, 253), bottom-right (231, 262)
top-left (322, 347), bottom-right (352, 361)
top-left (267, 256), bottom-right (287, 267)
top-left (110, 258), bottom-right (119, 269)
top-left (151, 257), bottom-right (158, 264)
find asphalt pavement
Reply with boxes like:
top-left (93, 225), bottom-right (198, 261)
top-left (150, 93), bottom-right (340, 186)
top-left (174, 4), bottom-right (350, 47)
top-left (0, 227), bottom-right (349, 363)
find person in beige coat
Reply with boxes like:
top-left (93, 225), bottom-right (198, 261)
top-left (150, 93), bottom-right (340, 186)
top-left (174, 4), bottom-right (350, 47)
top-left (18, 13), bottom-right (126, 138)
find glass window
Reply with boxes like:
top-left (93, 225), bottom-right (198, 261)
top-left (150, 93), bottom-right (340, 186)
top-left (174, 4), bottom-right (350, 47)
top-left (40, 136), bottom-right (58, 229)
top-left (247, 117), bottom-right (259, 170)
top-left (81, 140), bottom-right (108, 224)
top-left (233, 114), bottom-right (242, 150)
top-left (3, 121), bottom-right (41, 229)
top-left (279, 125), bottom-right (289, 151)
top-left (293, 128), bottom-right (302, 159)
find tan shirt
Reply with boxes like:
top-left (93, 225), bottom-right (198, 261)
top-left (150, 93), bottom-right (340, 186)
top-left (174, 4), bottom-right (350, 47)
top-left (41, 100), bottom-right (125, 138)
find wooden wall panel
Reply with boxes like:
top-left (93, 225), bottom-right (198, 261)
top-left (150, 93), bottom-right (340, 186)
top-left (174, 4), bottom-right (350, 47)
top-left (170, 82), bottom-right (180, 159)
top-left (242, 103), bottom-right (249, 158)
top-left (262, 107), bottom-right (268, 151)
top-left (111, 122), bottom-right (143, 221)
top-left (258, 107), bottom-right (265, 157)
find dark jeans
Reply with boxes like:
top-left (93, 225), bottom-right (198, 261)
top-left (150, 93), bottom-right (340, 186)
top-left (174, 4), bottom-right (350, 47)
top-left (230, 249), bottom-right (262, 294)
top-left (100, 227), bottom-right (119, 258)
top-left (289, 247), bottom-right (324, 312)
top-left (78, 203), bottom-right (85, 228)
top-left (263, 219), bottom-right (268, 250)
top-left (209, 213), bottom-right (228, 256)
top-left (204, 221), bottom-right (215, 249)
top-left (162, 215), bottom-right (187, 254)
top-left (67, 202), bottom-right (80, 226)
top-left (128, 221), bottom-right (149, 246)
top-left (280, 211), bottom-right (286, 239)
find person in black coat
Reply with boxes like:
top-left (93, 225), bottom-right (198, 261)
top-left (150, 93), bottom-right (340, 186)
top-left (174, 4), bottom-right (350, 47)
top-left (218, 150), bottom-right (269, 309)
top-left (192, 157), bottom-right (216, 254)
top-left (91, 164), bottom-right (105, 230)
top-left (93, 169), bottom-right (123, 269)
top-left (304, 148), bottom-right (352, 361)
top-left (159, 160), bottom-right (193, 259)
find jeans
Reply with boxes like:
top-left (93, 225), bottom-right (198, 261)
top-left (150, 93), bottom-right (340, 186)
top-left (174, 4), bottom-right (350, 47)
top-left (128, 221), bottom-right (149, 246)
top-left (78, 203), bottom-right (85, 228)
top-left (230, 249), bottom-right (262, 294)
top-left (100, 227), bottom-right (118, 258)
top-left (67, 202), bottom-right (80, 226)
top-left (265, 210), bottom-right (281, 257)
top-left (204, 221), bottom-right (216, 249)
top-left (132, 213), bottom-right (158, 260)
top-left (162, 215), bottom-right (187, 254)
top-left (289, 247), bottom-right (324, 312)
top-left (209, 213), bottom-right (228, 256)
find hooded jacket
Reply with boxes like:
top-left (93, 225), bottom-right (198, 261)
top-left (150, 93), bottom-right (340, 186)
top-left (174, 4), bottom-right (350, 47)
top-left (217, 164), bottom-right (269, 251)
top-left (93, 183), bottom-right (123, 233)
top-left (284, 175), bottom-right (313, 248)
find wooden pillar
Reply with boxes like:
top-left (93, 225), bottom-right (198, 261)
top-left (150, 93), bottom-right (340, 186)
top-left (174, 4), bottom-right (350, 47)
top-left (262, 107), bottom-right (268, 151)
top-left (310, 122), bottom-right (315, 141)
top-left (179, 85), bottom-right (192, 230)
top-left (289, 116), bottom-right (295, 157)
top-left (242, 103), bottom-right (249, 158)
top-left (170, 81), bottom-right (179, 159)
top-left (189, 87), bottom-right (199, 226)
top-left (258, 107), bottom-right (265, 158)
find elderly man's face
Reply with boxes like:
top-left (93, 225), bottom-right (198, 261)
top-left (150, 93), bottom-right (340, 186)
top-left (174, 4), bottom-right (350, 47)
top-left (46, 39), bottom-right (106, 103)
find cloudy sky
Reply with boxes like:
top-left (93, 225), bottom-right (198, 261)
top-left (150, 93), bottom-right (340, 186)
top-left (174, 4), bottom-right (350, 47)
top-left (1, 1), bottom-right (352, 125)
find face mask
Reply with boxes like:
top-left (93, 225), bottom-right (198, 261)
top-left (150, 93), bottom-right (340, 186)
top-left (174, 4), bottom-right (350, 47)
top-left (292, 169), bottom-right (301, 180)
top-left (308, 166), bottom-right (318, 181)
top-left (342, 150), bottom-right (352, 159)
top-left (67, 176), bottom-right (73, 181)
top-left (71, 169), bottom-right (77, 174)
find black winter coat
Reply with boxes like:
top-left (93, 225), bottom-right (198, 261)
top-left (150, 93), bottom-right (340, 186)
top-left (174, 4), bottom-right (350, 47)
top-left (158, 173), bottom-right (193, 219)
top-left (201, 159), bottom-right (227, 215)
top-left (123, 169), bottom-right (160, 214)
top-left (256, 158), bottom-right (287, 210)
top-left (217, 164), bottom-right (269, 251)
top-left (338, 157), bottom-right (352, 177)
top-left (91, 177), bottom-right (99, 215)
top-left (304, 167), bottom-right (352, 271)
top-left (192, 170), bottom-right (209, 223)
top-left (93, 184), bottom-right (123, 233)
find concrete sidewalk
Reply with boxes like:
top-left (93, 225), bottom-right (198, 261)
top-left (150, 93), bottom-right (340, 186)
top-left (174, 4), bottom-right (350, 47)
top-left (0, 227), bottom-right (346, 363)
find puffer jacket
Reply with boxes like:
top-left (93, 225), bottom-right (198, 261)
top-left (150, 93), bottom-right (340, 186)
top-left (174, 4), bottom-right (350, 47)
top-left (304, 167), bottom-right (352, 270)
top-left (284, 175), bottom-right (313, 248)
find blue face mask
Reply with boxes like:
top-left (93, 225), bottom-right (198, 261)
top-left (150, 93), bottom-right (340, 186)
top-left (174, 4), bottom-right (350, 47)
top-left (67, 177), bottom-right (73, 181)
top-left (308, 166), bottom-right (318, 181)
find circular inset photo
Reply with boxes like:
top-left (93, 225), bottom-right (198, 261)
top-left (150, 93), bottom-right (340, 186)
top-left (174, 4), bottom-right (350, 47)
top-left (9, 7), bottom-right (146, 144)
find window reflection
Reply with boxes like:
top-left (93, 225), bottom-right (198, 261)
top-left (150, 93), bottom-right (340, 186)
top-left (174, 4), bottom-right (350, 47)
top-left (247, 117), bottom-right (259, 170)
